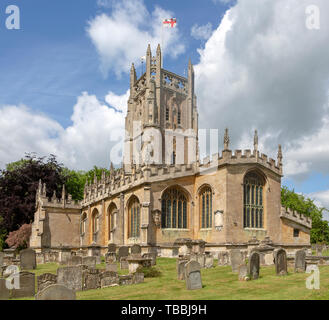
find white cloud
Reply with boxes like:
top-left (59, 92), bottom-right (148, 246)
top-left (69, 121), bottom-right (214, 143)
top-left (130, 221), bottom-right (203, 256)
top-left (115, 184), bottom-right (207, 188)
top-left (309, 190), bottom-right (329, 210)
top-left (191, 23), bottom-right (213, 40)
top-left (87, 0), bottom-right (185, 77)
top-left (194, 0), bottom-right (329, 181)
top-left (0, 92), bottom-right (126, 171)
top-left (105, 89), bottom-right (129, 113)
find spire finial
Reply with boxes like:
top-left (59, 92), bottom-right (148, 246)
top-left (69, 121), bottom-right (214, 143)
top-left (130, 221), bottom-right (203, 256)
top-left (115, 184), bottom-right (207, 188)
top-left (254, 130), bottom-right (258, 151)
top-left (147, 43), bottom-right (151, 55)
top-left (157, 43), bottom-right (161, 53)
top-left (224, 128), bottom-right (230, 150)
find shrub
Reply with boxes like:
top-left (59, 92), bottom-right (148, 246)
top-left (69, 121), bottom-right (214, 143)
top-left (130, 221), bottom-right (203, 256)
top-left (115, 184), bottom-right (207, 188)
top-left (5, 223), bottom-right (32, 250)
top-left (136, 266), bottom-right (161, 278)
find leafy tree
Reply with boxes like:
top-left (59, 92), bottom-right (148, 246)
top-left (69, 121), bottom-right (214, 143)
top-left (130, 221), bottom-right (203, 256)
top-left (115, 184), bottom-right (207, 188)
top-left (0, 153), bottom-right (65, 233)
top-left (281, 186), bottom-right (329, 244)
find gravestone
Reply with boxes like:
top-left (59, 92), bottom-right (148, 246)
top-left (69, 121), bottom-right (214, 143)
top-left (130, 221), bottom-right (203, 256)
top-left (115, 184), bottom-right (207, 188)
top-left (274, 249), bottom-right (287, 276)
top-left (118, 246), bottom-right (129, 260)
top-left (295, 250), bottom-right (306, 273)
top-left (119, 275), bottom-right (134, 286)
top-left (57, 265), bottom-right (85, 291)
top-left (58, 248), bottom-right (72, 265)
top-left (185, 260), bottom-right (202, 290)
top-left (205, 254), bottom-right (214, 268)
top-left (230, 249), bottom-right (243, 273)
top-left (238, 265), bottom-right (249, 281)
top-left (83, 268), bottom-right (101, 290)
top-left (106, 263), bottom-right (118, 273)
top-left (69, 256), bottom-right (82, 266)
top-left (20, 248), bottom-right (36, 270)
top-left (143, 252), bottom-right (157, 266)
top-left (0, 252), bottom-right (4, 267)
top-left (108, 244), bottom-right (116, 253)
top-left (0, 278), bottom-right (10, 300)
top-left (105, 252), bottom-right (117, 263)
top-left (133, 272), bottom-right (144, 284)
top-left (131, 244), bottom-right (141, 255)
top-left (177, 259), bottom-right (188, 280)
top-left (100, 271), bottom-right (119, 288)
top-left (218, 251), bottom-right (229, 266)
top-left (82, 256), bottom-right (96, 268)
top-left (120, 257), bottom-right (129, 270)
top-left (11, 272), bottom-right (35, 298)
top-left (37, 273), bottom-right (58, 292)
top-left (248, 251), bottom-right (260, 280)
top-left (35, 284), bottom-right (76, 300)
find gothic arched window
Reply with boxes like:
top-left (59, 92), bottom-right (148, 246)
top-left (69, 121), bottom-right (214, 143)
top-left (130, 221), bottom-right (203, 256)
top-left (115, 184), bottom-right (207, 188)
top-left (107, 203), bottom-right (117, 241)
top-left (161, 187), bottom-right (188, 229)
top-left (92, 209), bottom-right (99, 234)
top-left (243, 172), bottom-right (264, 228)
top-left (80, 212), bottom-right (87, 236)
top-left (128, 197), bottom-right (140, 238)
top-left (200, 186), bottom-right (212, 229)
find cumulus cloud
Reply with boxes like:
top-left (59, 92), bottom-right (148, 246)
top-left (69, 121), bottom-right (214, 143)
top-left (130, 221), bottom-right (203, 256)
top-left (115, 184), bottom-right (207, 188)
top-left (0, 92), bottom-right (126, 171)
top-left (191, 23), bottom-right (213, 40)
top-left (194, 0), bottom-right (329, 181)
top-left (105, 89), bottom-right (129, 114)
top-left (87, 0), bottom-right (185, 77)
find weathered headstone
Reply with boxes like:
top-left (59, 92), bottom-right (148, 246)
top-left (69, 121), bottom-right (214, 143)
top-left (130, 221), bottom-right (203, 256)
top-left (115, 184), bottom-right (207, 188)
top-left (0, 278), bottom-right (10, 300)
top-left (37, 273), bottom-right (58, 292)
top-left (83, 268), bottom-right (101, 290)
top-left (11, 272), bottom-right (35, 298)
top-left (197, 254), bottom-right (206, 268)
top-left (230, 249), bottom-right (243, 273)
top-left (108, 244), bottom-right (116, 253)
top-left (82, 256), bottom-right (96, 268)
top-left (120, 257), bottom-right (129, 270)
top-left (106, 262), bottom-right (118, 273)
top-left (131, 244), bottom-right (141, 255)
top-left (142, 252), bottom-right (157, 266)
top-left (238, 265), bottom-right (249, 281)
top-left (185, 260), bottom-right (202, 290)
top-left (118, 246), bottom-right (129, 260)
top-left (35, 284), bottom-right (76, 300)
top-left (218, 251), bottom-right (229, 266)
top-left (177, 259), bottom-right (188, 280)
top-left (205, 254), bottom-right (214, 268)
top-left (20, 248), bottom-right (36, 270)
top-left (119, 274), bottom-right (134, 286)
top-left (274, 248), bottom-right (287, 276)
top-left (248, 251), bottom-right (260, 279)
top-left (105, 252), bottom-right (117, 263)
top-left (58, 248), bottom-right (72, 265)
top-left (100, 271), bottom-right (119, 288)
top-left (295, 250), bottom-right (306, 273)
top-left (57, 265), bottom-right (85, 291)
top-left (69, 256), bottom-right (82, 266)
top-left (133, 272), bottom-right (144, 284)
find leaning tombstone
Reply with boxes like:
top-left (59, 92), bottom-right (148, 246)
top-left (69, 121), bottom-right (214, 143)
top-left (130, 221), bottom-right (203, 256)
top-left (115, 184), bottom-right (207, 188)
top-left (37, 273), bottom-right (58, 292)
top-left (118, 246), bottom-right (129, 260)
top-left (0, 278), bottom-right (10, 300)
top-left (11, 272), bottom-right (36, 298)
top-left (185, 260), bottom-right (202, 290)
top-left (295, 250), bottom-right (306, 273)
top-left (20, 248), bottom-right (36, 270)
top-left (35, 284), bottom-right (76, 300)
top-left (274, 248), bottom-right (287, 276)
top-left (248, 251), bottom-right (260, 280)
top-left (230, 249), bottom-right (243, 273)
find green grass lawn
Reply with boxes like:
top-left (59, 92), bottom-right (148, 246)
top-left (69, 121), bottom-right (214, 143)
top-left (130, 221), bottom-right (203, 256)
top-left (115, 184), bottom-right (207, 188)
top-left (14, 258), bottom-right (329, 300)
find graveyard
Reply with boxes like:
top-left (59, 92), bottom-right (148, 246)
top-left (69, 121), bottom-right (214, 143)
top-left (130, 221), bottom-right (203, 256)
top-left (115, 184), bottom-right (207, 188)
top-left (1, 244), bottom-right (329, 300)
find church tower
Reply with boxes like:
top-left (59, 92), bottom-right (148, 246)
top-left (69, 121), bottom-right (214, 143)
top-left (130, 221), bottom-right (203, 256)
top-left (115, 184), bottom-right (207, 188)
top-left (124, 44), bottom-right (198, 170)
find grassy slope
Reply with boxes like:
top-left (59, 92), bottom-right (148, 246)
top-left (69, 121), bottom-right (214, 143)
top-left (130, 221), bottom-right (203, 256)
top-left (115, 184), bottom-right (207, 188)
top-left (14, 258), bottom-right (329, 300)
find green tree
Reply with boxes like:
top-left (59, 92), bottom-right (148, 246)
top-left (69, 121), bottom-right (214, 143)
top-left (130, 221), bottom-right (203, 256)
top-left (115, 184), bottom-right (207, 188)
top-left (281, 186), bottom-right (329, 244)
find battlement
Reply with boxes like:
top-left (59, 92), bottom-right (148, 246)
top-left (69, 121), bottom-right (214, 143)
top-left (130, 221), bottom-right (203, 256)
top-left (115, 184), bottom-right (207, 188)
top-left (280, 206), bottom-right (312, 229)
top-left (35, 180), bottom-right (81, 210)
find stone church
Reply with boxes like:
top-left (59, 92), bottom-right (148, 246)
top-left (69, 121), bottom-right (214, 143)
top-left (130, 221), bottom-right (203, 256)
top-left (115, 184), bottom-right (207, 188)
top-left (30, 44), bottom-right (312, 257)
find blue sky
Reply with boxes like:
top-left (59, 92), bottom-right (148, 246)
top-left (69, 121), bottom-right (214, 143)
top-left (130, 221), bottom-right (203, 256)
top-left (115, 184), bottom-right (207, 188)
top-left (0, 0), bottom-right (329, 214)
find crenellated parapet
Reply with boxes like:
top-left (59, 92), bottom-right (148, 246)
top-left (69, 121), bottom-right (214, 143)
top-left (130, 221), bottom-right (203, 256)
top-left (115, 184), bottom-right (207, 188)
top-left (280, 206), bottom-right (312, 229)
top-left (35, 180), bottom-right (81, 210)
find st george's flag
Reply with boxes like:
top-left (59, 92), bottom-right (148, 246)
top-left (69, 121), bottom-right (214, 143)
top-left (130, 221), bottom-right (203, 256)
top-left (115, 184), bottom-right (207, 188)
top-left (163, 18), bottom-right (177, 28)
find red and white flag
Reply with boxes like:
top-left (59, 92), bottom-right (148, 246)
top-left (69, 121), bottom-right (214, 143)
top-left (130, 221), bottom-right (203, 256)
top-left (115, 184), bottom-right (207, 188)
top-left (163, 18), bottom-right (177, 28)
